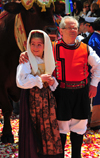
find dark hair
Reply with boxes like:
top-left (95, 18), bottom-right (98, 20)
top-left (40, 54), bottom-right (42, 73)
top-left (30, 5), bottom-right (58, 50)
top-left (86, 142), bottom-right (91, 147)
top-left (73, 0), bottom-right (83, 15)
top-left (78, 16), bottom-right (85, 24)
top-left (91, 2), bottom-right (99, 13)
top-left (29, 31), bottom-right (44, 44)
top-left (93, 17), bottom-right (100, 31)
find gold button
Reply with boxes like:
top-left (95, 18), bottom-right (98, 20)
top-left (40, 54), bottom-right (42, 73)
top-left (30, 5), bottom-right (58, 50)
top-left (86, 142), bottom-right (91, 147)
top-left (56, 72), bottom-right (59, 74)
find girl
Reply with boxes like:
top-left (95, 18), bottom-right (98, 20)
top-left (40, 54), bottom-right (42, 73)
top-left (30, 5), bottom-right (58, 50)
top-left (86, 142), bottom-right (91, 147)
top-left (16, 30), bottom-right (63, 158)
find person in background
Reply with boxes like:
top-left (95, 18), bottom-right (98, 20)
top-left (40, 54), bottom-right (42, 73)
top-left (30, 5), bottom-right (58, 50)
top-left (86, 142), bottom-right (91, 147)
top-left (86, 2), bottom-right (100, 17)
top-left (88, 17), bottom-right (100, 130)
top-left (82, 16), bottom-right (97, 44)
top-left (16, 30), bottom-right (63, 158)
top-left (81, 1), bottom-right (90, 18)
top-left (53, 14), bottom-right (62, 39)
top-left (0, 2), bottom-right (3, 13)
top-left (76, 16), bottom-right (87, 41)
top-left (71, 0), bottom-right (83, 21)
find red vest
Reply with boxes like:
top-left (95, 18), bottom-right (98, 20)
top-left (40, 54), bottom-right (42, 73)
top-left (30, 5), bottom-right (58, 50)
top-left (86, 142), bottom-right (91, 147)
top-left (53, 39), bottom-right (89, 82)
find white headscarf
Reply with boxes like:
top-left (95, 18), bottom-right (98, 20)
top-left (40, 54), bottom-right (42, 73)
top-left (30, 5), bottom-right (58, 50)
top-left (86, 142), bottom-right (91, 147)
top-left (27, 30), bottom-right (55, 75)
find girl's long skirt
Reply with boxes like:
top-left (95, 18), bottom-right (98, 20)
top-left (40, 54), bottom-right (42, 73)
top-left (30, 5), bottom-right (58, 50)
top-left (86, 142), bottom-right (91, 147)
top-left (19, 85), bottom-right (63, 158)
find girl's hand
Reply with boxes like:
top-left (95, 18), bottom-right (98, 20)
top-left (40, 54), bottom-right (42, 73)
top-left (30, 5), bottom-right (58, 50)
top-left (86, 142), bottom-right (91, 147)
top-left (48, 77), bottom-right (55, 86)
top-left (40, 74), bottom-right (54, 86)
top-left (19, 52), bottom-right (29, 64)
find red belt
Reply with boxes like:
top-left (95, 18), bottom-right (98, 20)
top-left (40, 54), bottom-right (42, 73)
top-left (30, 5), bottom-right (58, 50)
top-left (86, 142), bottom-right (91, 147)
top-left (59, 79), bottom-right (88, 89)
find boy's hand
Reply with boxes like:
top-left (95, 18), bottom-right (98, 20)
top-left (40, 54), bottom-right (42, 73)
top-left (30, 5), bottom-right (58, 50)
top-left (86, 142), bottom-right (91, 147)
top-left (89, 85), bottom-right (97, 98)
top-left (19, 52), bottom-right (29, 64)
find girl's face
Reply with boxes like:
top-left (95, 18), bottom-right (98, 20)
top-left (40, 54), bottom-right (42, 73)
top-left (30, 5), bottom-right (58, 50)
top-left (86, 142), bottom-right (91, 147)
top-left (30, 37), bottom-right (44, 58)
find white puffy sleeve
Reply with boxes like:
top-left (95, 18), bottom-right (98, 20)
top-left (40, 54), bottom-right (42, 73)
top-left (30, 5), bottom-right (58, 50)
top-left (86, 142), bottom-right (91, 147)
top-left (49, 77), bottom-right (59, 91)
top-left (88, 46), bottom-right (100, 87)
top-left (16, 62), bottom-right (43, 89)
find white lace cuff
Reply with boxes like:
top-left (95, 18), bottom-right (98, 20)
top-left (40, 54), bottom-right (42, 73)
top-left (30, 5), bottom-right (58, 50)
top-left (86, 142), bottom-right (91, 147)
top-left (49, 77), bottom-right (59, 91)
top-left (34, 76), bottom-right (43, 89)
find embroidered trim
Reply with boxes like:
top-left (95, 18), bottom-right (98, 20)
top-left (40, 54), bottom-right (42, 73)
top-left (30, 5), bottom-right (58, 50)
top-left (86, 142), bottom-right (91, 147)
top-left (0, 11), bottom-right (8, 19)
top-left (14, 13), bottom-right (27, 52)
top-left (21, 0), bottom-right (54, 11)
top-left (59, 79), bottom-right (88, 89)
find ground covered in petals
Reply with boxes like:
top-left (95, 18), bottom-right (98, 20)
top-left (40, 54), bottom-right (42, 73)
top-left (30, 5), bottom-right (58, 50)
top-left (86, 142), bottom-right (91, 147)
top-left (65, 129), bottom-right (100, 158)
top-left (0, 118), bottom-right (100, 158)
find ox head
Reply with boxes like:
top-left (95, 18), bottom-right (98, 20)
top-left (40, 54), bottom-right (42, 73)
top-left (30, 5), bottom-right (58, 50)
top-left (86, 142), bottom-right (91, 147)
top-left (3, 0), bottom-right (65, 41)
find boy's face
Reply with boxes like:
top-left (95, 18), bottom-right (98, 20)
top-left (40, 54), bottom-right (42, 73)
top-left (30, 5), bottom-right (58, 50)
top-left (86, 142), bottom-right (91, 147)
top-left (30, 38), bottom-right (44, 58)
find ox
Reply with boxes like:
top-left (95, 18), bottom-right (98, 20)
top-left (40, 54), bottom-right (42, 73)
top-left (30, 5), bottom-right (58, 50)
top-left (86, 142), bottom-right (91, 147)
top-left (0, 1), bottom-right (65, 143)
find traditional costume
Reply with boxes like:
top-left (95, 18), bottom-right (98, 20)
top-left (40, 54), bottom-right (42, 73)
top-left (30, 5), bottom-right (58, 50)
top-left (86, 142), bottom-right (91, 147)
top-left (52, 38), bottom-right (100, 157)
top-left (16, 30), bottom-right (63, 158)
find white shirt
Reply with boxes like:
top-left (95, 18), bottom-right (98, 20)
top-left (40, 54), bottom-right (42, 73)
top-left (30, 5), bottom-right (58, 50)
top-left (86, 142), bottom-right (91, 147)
top-left (76, 35), bottom-right (84, 41)
top-left (87, 46), bottom-right (100, 87)
top-left (16, 47), bottom-right (100, 88)
top-left (81, 11), bottom-right (92, 18)
top-left (16, 56), bottom-right (58, 91)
